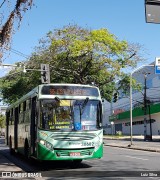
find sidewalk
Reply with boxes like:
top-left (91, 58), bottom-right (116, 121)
top-left (0, 153), bottom-right (22, 172)
top-left (103, 135), bottom-right (160, 152)
top-left (0, 137), bottom-right (23, 173)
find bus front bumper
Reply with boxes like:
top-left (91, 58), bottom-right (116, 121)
top-left (37, 143), bottom-right (103, 161)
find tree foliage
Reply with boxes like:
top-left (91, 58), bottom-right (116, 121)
top-left (0, 114), bottom-right (5, 128)
top-left (0, 0), bottom-right (33, 57)
top-left (0, 24), bottom-right (145, 104)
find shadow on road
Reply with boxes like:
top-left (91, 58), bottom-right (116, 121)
top-left (1, 148), bottom-right (92, 173)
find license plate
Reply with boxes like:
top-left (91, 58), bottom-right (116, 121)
top-left (69, 152), bottom-right (81, 156)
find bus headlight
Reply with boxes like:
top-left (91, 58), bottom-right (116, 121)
top-left (46, 141), bottom-right (53, 150)
top-left (39, 139), bottom-right (53, 151)
top-left (39, 140), bottom-right (45, 145)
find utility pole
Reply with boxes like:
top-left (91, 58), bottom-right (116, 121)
top-left (144, 74), bottom-right (147, 141)
top-left (23, 64), bottom-right (51, 84)
top-left (144, 72), bottom-right (150, 141)
top-left (130, 64), bottom-right (154, 146)
top-left (148, 102), bottom-right (152, 141)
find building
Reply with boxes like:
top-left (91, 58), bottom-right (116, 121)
top-left (0, 105), bottom-right (7, 116)
top-left (103, 63), bottom-right (160, 136)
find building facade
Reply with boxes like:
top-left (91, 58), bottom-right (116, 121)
top-left (0, 105), bottom-right (7, 116)
top-left (103, 64), bottom-right (160, 136)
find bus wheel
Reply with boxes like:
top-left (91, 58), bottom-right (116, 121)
top-left (24, 140), bottom-right (29, 159)
top-left (9, 136), bottom-right (14, 155)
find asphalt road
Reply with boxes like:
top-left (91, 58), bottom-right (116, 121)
top-left (1, 138), bottom-right (160, 180)
top-left (103, 146), bottom-right (160, 171)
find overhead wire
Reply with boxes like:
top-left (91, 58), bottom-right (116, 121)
top-left (9, 48), bottom-right (29, 59)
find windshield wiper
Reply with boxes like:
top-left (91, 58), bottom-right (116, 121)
top-left (81, 97), bottom-right (89, 115)
top-left (55, 97), bottom-right (60, 102)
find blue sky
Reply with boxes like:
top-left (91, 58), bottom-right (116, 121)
top-left (2, 0), bottom-right (160, 68)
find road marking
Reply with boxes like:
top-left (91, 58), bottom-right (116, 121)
top-left (125, 155), bottom-right (148, 161)
top-left (105, 146), bottom-right (160, 155)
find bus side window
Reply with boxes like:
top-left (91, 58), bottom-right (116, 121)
top-left (10, 109), bottom-right (14, 125)
top-left (19, 104), bottom-right (24, 124)
top-left (23, 101), bottom-right (26, 112)
top-left (26, 99), bottom-right (31, 110)
top-left (19, 105), bottom-right (21, 113)
top-left (23, 101), bottom-right (27, 123)
top-left (6, 111), bottom-right (10, 126)
top-left (8, 110), bottom-right (11, 125)
top-left (25, 99), bottom-right (31, 123)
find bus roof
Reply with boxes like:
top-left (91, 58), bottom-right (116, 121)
top-left (39, 83), bottom-right (98, 88)
top-left (6, 83), bottom-right (101, 111)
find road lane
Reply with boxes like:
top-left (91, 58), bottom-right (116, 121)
top-left (102, 146), bottom-right (160, 171)
top-left (1, 137), bottom-right (160, 179)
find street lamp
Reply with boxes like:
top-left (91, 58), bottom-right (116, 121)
top-left (130, 64), bottom-right (154, 146)
top-left (145, 0), bottom-right (160, 24)
top-left (23, 64), bottom-right (50, 84)
top-left (0, 63), bottom-right (50, 84)
top-left (23, 66), bottom-right (42, 73)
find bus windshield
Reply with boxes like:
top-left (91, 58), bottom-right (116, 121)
top-left (39, 99), bottom-right (101, 131)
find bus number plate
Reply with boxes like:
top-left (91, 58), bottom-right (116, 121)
top-left (69, 152), bottom-right (81, 156)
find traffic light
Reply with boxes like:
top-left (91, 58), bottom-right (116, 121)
top-left (113, 92), bottom-right (118, 103)
top-left (41, 64), bottom-right (50, 84)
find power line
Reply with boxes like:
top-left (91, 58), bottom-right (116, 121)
top-left (3, 46), bottom-right (29, 59)
top-left (9, 48), bottom-right (29, 59)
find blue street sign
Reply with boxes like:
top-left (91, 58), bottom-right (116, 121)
top-left (155, 66), bottom-right (160, 74)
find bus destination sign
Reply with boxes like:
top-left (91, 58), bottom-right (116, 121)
top-left (41, 86), bottom-right (99, 97)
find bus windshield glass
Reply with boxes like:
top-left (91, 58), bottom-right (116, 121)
top-left (39, 99), bottom-right (101, 131)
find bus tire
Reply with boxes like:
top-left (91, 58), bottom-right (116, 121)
top-left (9, 136), bottom-right (14, 155)
top-left (24, 139), bottom-right (29, 159)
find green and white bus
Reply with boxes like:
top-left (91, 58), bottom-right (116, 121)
top-left (6, 84), bottom-right (103, 163)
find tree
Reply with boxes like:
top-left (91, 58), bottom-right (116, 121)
top-left (0, 24), bottom-right (145, 103)
top-left (0, 114), bottom-right (5, 128)
top-left (0, 0), bottom-right (34, 57)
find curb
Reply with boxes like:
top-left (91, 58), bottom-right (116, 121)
top-left (103, 137), bottom-right (160, 142)
top-left (104, 144), bottom-right (160, 153)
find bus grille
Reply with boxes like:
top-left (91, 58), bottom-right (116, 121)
top-left (51, 132), bottom-right (96, 140)
top-left (55, 148), bottom-right (94, 157)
